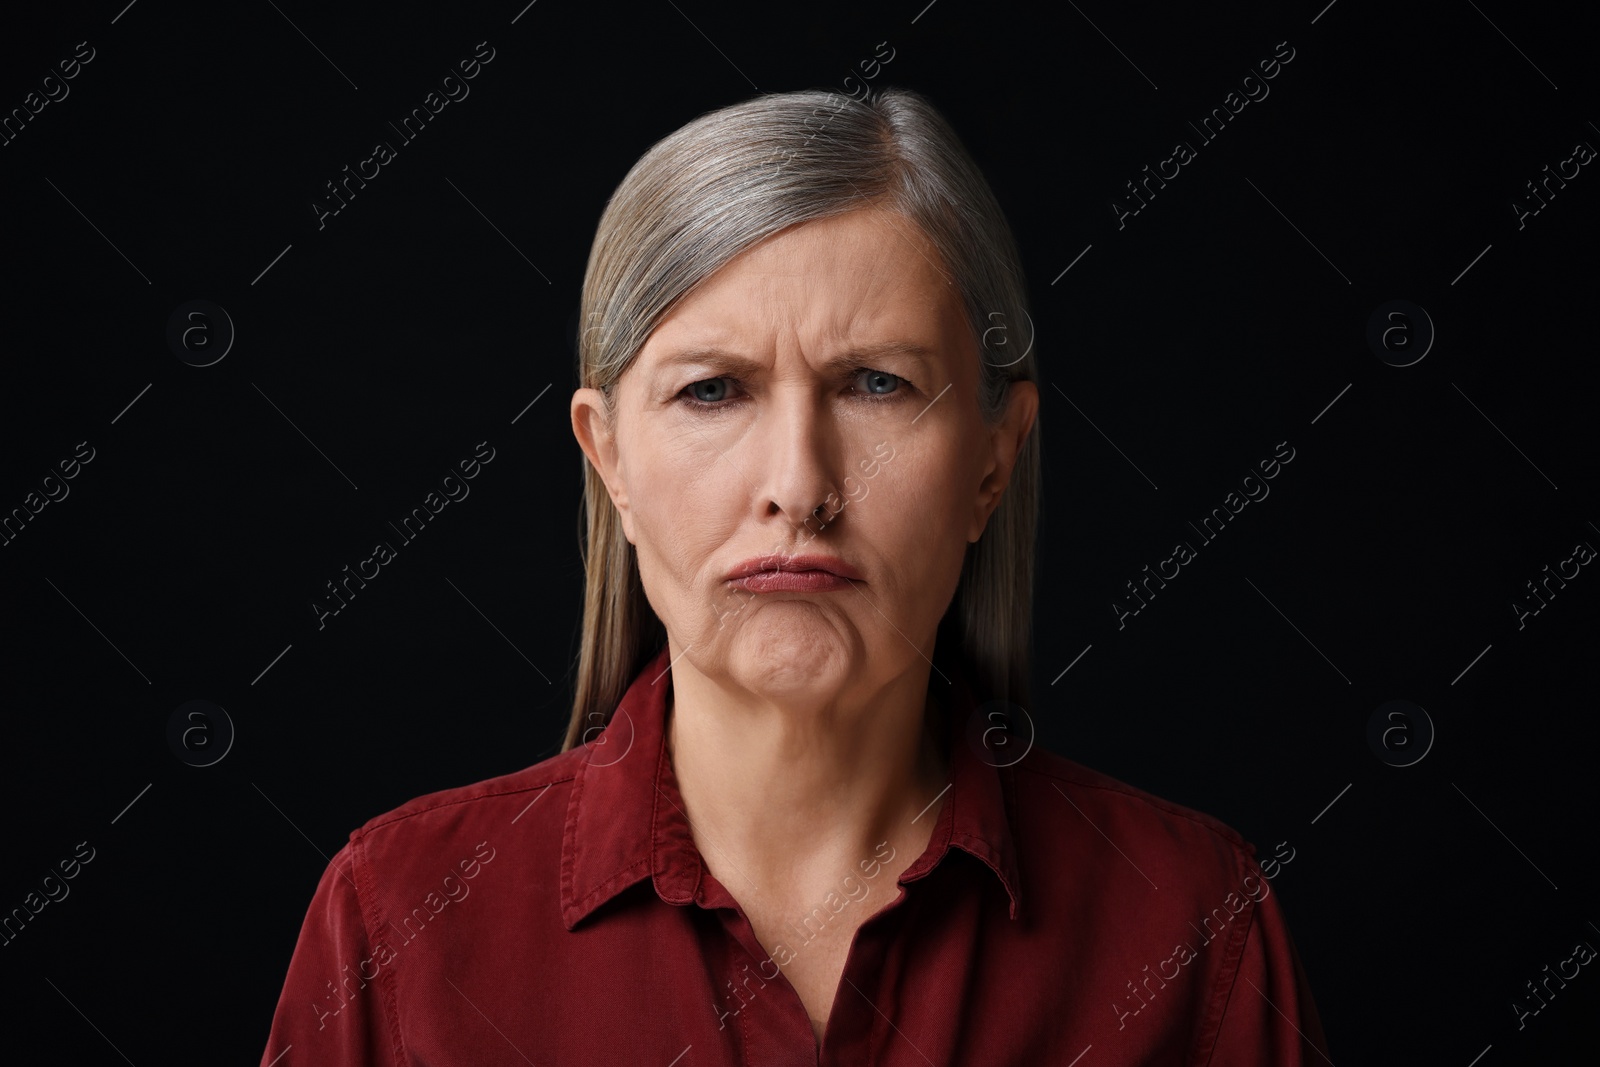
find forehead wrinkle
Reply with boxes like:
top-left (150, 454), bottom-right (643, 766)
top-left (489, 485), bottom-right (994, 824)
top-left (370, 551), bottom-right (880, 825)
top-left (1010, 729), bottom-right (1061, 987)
top-left (637, 209), bottom-right (964, 391)
top-left (649, 341), bottom-right (940, 384)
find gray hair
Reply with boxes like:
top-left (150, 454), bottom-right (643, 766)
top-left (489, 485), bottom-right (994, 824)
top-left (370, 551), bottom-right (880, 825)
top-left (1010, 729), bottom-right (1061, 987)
top-left (564, 86), bottom-right (1041, 751)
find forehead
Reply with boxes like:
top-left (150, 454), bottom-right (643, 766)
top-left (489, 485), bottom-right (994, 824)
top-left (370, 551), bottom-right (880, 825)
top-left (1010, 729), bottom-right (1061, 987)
top-left (640, 208), bottom-right (967, 359)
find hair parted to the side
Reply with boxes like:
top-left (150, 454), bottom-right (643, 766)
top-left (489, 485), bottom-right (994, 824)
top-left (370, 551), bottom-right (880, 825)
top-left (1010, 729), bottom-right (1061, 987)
top-left (562, 86), bottom-right (1041, 752)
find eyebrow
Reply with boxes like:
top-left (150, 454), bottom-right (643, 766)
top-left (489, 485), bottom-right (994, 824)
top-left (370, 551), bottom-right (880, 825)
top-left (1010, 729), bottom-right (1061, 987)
top-left (653, 340), bottom-right (938, 378)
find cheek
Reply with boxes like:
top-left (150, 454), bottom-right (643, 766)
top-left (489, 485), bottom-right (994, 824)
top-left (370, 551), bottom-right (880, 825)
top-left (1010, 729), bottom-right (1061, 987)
top-left (852, 450), bottom-right (959, 582)
top-left (633, 530), bottom-right (720, 634)
top-left (880, 440), bottom-right (976, 581)
top-left (875, 437), bottom-right (970, 528)
top-left (623, 425), bottom-right (725, 530)
top-left (622, 427), bottom-right (743, 615)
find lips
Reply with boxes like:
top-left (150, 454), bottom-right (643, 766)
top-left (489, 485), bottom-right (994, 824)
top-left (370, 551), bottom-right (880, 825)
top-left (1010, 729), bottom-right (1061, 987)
top-left (725, 553), bottom-right (864, 582)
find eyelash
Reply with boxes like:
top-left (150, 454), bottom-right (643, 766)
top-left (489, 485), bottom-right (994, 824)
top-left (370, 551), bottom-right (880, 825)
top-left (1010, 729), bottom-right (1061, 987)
top-left (676, 368), bottom-right (913, 412)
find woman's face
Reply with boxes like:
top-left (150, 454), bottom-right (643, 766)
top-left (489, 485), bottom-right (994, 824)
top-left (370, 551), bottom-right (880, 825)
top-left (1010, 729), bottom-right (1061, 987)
top-left (572, 207), bottom-right (1037, 703)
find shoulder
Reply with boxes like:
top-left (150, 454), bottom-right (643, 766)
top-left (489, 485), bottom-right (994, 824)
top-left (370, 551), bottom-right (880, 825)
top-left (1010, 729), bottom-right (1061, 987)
top-left (346, 745), bottom-right (588, 867)
top-left (1004, 749), bottom-right (1320, 1053)
top-left (1008, 745), bottom-right (1262, 891)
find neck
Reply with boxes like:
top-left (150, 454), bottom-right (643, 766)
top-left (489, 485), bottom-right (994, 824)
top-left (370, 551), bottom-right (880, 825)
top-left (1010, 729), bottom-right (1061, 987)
top-left (664, 647), bottom-right (951, 905)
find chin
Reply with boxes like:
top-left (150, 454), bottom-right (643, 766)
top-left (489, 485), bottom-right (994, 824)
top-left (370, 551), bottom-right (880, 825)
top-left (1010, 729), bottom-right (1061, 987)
top-left (733, 619), bottom-right (856, 692)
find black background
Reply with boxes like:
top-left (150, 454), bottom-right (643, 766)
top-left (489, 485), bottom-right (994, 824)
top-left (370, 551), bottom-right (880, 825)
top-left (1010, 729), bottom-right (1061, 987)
top-left (1, 0), bottom-right (1596, 1062)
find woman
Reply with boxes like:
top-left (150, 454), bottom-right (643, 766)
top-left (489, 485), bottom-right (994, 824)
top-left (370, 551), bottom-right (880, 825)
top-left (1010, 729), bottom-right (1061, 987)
top-left (261, 87), bottom-right (1328, 1064)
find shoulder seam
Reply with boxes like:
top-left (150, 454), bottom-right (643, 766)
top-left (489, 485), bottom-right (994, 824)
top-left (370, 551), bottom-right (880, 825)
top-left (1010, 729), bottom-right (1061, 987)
top-left (349, 831), bottom-right (408, 1061)
top-left (1015, 762), bottom-right (1253, 854)
top-left (1191, 860), bottom-right (1260, 1066)
top-left (359, 773), bottom-right (577, 835)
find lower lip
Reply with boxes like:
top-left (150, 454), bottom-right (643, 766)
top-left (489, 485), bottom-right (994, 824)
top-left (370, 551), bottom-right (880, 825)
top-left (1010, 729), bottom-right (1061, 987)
top-left (730, 569), bottom-right (855, 593)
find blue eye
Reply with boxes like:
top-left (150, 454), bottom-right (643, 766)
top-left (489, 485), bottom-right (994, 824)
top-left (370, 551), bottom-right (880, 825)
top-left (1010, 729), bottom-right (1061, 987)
top-left (676, 368), bottom-right (912, 412)
top-left (857, 368), bottom-right (902, 396)
top-left (687, 378), bottom-right (732, 404)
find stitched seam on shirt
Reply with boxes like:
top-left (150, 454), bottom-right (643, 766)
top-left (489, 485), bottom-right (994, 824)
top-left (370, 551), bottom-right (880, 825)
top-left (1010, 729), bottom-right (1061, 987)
top-left (1001, 763), bottom-right (1023, 918)
top-left (362, 774), bottom-right (578, 835)
top-left (735, 973), bottom-right (753, 1065)
top-left (574, 857), bottom-right (653, 914)
top-left (561, 758), bottom-right (586, 922)
top-left (650, 736), bottom-right (668, 900)
top-left (650, 732), bottom-right (703, 906)
top-left (1190, 847), bottom-right (1258, 1066)
top-left (947, 831), bottom-right (1010, 895)
top-left (1015, 763), bottom-right (1251, 851)
top-left (942, 764), bottom-right (1024, 914)
top-left (350, 830), bottom-right (409, 1062)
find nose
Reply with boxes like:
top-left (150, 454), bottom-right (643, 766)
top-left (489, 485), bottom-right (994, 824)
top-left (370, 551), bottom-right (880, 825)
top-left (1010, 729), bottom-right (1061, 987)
top-left (753, 388), bottom-right (844, 541)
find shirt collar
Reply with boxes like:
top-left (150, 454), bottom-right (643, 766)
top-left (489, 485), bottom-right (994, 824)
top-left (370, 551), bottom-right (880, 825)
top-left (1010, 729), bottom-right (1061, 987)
top-left (560, 644), bottom-right (1023, 931)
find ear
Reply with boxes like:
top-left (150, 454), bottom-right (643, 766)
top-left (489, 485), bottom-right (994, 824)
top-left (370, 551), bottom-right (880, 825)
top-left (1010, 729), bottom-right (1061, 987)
top-left (571, 386), bottom-right (636, 543)
top-left (967, 380), bottom-right (1038, 543)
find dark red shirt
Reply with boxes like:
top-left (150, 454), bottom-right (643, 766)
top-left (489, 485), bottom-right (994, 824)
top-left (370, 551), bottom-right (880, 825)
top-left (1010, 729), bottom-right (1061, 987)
top-left (260, 644), bottom-right (1329, 1064)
